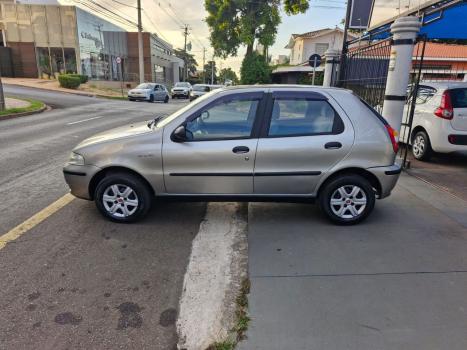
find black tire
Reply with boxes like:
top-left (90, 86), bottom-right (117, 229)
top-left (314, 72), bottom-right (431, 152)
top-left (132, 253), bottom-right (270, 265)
top-left (412, 130), bottom-right (432, 161)
top-left (95, 172), bottom-right (152, 223)
top-left (171, 95), bottom-right (176, 99)
top-left (128, 98), bottom-right (135, 102)
top-left (164, 96), bottom-right (169, 103)
top-left (148, 94), bottom-right (154, 103)
top-left (319, 175), bottom-right (376, 225)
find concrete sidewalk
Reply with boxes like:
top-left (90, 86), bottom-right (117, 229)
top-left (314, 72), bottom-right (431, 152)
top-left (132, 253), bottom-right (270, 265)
top-left (239, 173), bottom-right (467, 350)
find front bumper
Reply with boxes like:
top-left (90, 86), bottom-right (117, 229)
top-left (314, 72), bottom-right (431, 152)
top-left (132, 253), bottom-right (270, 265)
top-left (172, 91), bottom-right (189, 96)
top-left (63, 164), bottom-right (102, 200)
top-left (128, 95), bottom-right (149, 101)
top-left (367, 163), bottom-right (402, 199)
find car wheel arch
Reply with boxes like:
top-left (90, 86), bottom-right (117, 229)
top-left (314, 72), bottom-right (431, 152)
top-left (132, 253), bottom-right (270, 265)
top-left (317, 167), bottom-right (382, 199)
top-left (411, 125), bottom-right (429, 143)
top-left (88, 166), bottom-right (155, 200)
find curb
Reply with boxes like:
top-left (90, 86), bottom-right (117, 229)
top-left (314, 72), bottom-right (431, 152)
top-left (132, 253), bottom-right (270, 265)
top-left (177, 202), bottom-right (249, 350)
top-left (0, 104), bottom-right (49, 121)
top-left (5, 83), bottom-right (97, 98)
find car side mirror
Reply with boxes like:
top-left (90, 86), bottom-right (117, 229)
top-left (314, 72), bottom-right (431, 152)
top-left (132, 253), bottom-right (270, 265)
top-left (172, 125), bottom-right (187, 142)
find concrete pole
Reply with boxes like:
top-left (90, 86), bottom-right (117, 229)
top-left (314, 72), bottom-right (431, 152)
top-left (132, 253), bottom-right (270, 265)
top-left (323, 48), bottom-right (340, 87)
top-left (382, 16), bottom-right (421, 138)
top-left (137, 0), bottom-right (144, 84)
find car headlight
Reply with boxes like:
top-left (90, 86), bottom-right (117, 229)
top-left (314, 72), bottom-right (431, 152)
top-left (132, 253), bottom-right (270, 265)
top-left (68, 152), bottom-right (85, 166)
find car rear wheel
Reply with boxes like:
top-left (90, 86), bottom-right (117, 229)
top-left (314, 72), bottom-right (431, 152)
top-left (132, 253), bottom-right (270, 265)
top-left (95, 173), bottom-right (152, 223)
top-left (412, 131), bottom-right (432, 161)
top-left (319, 175), bottom-right (375, 225)
top-left (148, 94), bottom-right (154, 103)
top-left (164, 96), bottom-right (169, 103)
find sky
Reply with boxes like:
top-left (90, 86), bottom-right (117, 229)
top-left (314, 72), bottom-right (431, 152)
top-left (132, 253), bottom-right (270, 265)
top-left (20, 0), bottom-right (348, 73)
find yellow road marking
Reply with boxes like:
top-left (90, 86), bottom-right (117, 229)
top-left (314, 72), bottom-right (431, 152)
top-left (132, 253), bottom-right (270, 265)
top-left (0, 193), bottom-right (75, 250)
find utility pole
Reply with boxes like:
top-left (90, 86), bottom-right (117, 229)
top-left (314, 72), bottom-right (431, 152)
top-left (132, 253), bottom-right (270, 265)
top-left (137, 0), bottom-right (144, 84)
top-left (211, 56), bottom-right (214, 85)
top-left (202, 47), bottom-right (206, 84)
top-left (182, 24), bottom-right (190, 82)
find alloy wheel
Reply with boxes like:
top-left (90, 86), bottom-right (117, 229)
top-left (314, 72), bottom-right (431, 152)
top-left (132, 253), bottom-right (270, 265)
top-left (102, 184), bottom-right (139, 218)
top-left (412, 135), bottom-right (425, 158)
top-left (330, 185), bottom-right (367, 219)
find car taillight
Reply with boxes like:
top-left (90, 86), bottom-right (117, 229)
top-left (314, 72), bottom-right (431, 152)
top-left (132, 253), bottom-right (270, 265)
top-left (385, 124), bottom-right (399, 153)
top-left (434, 90), bottom-right (453, 119)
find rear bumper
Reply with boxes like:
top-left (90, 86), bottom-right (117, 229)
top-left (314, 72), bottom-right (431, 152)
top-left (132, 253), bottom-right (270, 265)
top-left (367, 163), bottom-right (402, 199)
top-left (63, 164), bottom-right (101, 200)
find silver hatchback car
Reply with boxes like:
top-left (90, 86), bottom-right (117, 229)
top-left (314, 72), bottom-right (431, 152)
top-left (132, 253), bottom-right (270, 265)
top-left (63, 86), bottom-right (401, 225)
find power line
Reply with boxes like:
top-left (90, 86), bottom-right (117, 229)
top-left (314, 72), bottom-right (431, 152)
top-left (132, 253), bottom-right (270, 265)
top-left (71, 0), bottom-right (137, 28)
top-left (107, 0), bottom-right (137, 9)
top-left (142, 9), bottom-right (170, 42)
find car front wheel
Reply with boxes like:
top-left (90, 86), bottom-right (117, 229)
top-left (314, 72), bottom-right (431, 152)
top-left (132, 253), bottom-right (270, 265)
top-left (95, 173), bottom-right (152, 223)
top-left (319, 175), bottom-right (375, 225)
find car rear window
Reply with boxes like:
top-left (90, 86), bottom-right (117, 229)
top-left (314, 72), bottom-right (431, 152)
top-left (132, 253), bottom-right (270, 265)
top-left (450, 88), bottom-right (467, 108)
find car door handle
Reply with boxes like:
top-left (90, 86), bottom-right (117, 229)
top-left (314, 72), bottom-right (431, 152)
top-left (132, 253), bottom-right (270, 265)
top-left (324, 142), bottom-right (342, 149)
top-left (232, 146), bottom-right (250, 154)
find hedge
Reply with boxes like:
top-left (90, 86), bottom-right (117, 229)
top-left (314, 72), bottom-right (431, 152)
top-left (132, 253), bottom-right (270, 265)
top-left (67, 74), bottom-right (89, 84)
top-left (58, 74), bottom-right (81, 89)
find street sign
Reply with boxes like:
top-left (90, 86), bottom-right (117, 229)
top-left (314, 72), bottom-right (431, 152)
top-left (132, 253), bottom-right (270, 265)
top-left (308, 54), bottom-right (321, 67)
top-left (116, 56), bottom-right (121, 64)
top-left (308, 54), bottom-right (321, 85)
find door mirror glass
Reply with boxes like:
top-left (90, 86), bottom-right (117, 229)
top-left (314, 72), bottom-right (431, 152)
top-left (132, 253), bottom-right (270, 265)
top-left (172, 125), bottom-right (187, 142)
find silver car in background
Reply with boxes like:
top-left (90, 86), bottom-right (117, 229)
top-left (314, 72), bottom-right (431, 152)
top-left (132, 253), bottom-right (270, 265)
top-left (63, 85), bottom-right (401, 225)
top-left (128, 83), bottom-right (169, 103)
top-left (190, 84), bottom-right (223, 101)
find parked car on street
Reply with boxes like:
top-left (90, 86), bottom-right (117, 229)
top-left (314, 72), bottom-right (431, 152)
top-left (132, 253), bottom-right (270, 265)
top-left (189, 84), bottom-right (223, 101)
top-left (171, 82), bottom-right (192, 99)
top-left (401, 82), bottom-right (467, 160)
top-left (128, 83), bottom-right (169, 103)
top-left (63, 85), bottom-right (401, 225)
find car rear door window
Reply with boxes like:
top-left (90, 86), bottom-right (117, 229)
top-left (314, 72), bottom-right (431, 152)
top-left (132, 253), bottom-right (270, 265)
top-left (268, 99), bottom-right (343, 137)
top-left (186, 97), bottom-right (259, 140)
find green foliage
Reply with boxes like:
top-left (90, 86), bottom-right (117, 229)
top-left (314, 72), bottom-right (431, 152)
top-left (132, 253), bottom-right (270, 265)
top-left (240, 52), bottom-right (271, 84)
top-left (67, 74), bottom-right (88, 84)
top-left (219, 68), bottom-right (239, 84)
top-left (174, 48), bottom-right (199, 75)
top-left (58, 74), bottom-right (81, 89)
top-left (205, 0), bottom-right (309, 58)
top-left (298, 71), bottom-right (324, 86)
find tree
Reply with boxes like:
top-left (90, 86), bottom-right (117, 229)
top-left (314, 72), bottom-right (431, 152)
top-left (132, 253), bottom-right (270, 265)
top-left (240, 52), bottom-right (271, 84)
top-left (205, 0), bottom-right (309, 58)
top-left (174, 48), bottom-right (198, 76)
top-left (218, 67), bottom-right (239, 84)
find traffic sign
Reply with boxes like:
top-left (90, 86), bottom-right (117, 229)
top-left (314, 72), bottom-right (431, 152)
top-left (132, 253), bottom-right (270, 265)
top-left (116, 56), bottom-right (121, 64)
top-left (308, 54), bottom-right (321, 67)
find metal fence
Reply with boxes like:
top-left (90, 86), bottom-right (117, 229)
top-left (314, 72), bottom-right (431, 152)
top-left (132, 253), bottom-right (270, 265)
top-left (338, 38), bottom-right (393, 113)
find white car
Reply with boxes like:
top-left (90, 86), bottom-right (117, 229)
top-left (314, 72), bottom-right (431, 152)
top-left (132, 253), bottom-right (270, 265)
top-left (401, 82), bottom-right (467, 160)
top-left (128, 83), bottom-right (169, 103)
top-left (171, 82), bottom-right (192, 99)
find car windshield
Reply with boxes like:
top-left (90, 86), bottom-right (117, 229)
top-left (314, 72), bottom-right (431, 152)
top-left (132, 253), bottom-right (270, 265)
top-left (175, 82), bottom-right (190, 88)
top-left (136, 83), bottom-right (153, 89)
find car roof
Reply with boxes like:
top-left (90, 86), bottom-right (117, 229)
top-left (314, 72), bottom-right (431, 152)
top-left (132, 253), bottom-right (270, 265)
top-left (218, 84), bottom-right (351, 94)
top-left (419, 81), bottom-right (467, 90)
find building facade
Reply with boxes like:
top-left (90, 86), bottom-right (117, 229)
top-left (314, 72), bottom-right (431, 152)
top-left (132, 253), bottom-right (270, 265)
top-left (0, 3), bottom-right (183, 85)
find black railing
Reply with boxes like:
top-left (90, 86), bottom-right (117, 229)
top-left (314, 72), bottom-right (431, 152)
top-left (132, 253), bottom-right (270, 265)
top-left (338, 39), bottom-right (392, 113)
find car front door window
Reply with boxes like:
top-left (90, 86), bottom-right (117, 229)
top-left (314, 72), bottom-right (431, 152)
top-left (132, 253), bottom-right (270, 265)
top-left (185, 98), bottom-right (259, 141)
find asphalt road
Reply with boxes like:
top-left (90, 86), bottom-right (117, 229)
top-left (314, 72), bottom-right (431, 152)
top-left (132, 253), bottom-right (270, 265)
top-left (0, 86), bottom-right (203, 349)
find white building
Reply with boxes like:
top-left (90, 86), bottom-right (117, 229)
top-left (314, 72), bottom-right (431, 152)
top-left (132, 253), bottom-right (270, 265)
top-left (285, 27), bottom-right (354, 65)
